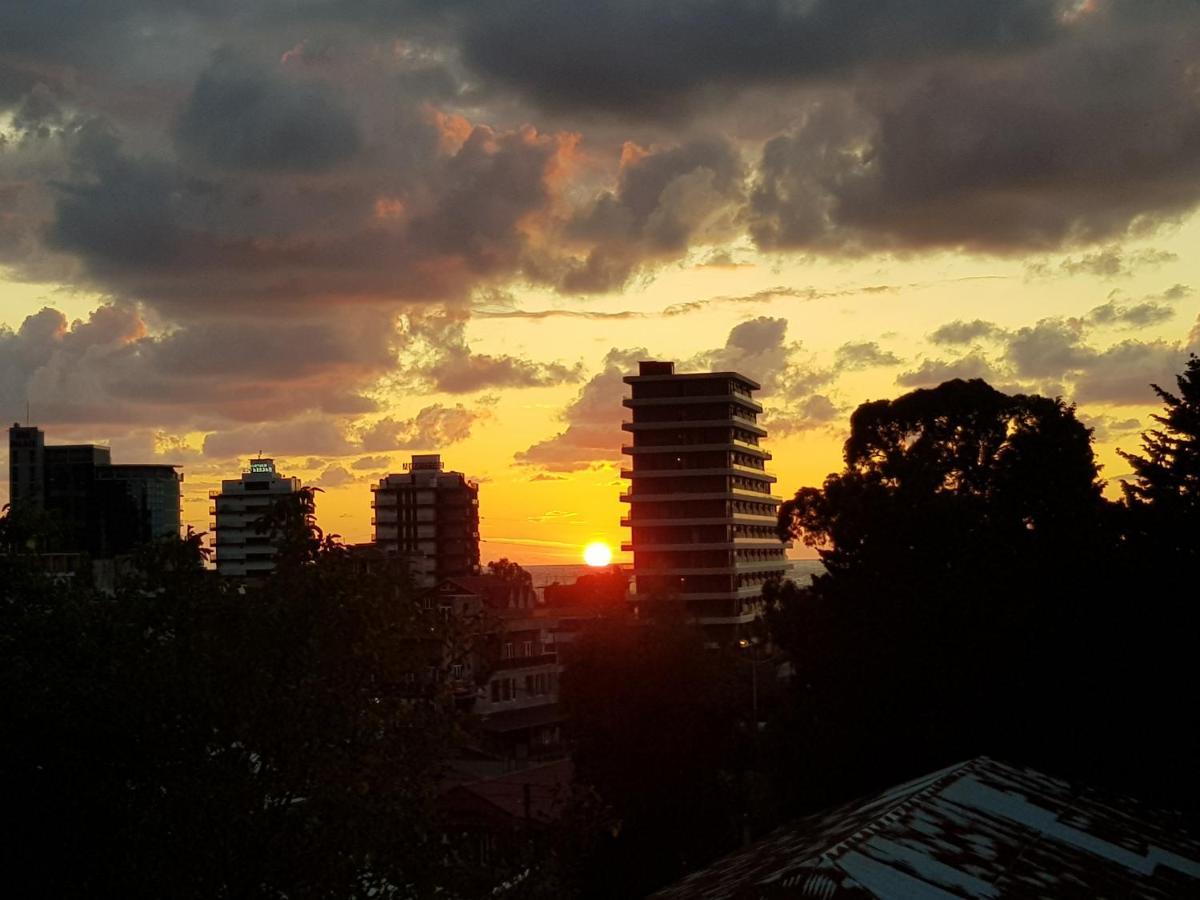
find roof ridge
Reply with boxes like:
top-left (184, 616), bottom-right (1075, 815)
top-left (815, 756), bottom-right (985, 863)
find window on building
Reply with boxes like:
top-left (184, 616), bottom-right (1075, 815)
top-left (491, 681), bottom-right (500, 703)
top-left (525, 674), bottom-right (534, 695)
top-left (522, 640), bottom-right (533, 657)
top-left (452, 663), bottom-right (463, 679)
top-left (502, 642), bottom-right (513, 660)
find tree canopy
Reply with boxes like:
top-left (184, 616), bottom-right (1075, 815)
top-left (771, 379), bottom-right (1119, 799)
top-left (1120, 352), bottom-right (1200, 565)
top-left (1, 511), bottom-right (471, 898)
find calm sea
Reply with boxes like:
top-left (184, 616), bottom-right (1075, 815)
top-left (525, 558), bottom-right (825, 594)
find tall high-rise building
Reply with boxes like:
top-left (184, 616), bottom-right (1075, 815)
top-left (7, 424), bottom-right (180, 555)
top-left (371, 454), bottom-right (480, 587)
top-left (211, 458), bottom-right (304, 577)
top-left (95, 465), bottom-right (186, 554)
top-left (620, 361), bottom-right (790, 635)
top-left (8, 424), bottom-right (47, 510)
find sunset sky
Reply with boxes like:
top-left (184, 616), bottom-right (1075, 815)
top-left (2, 1), bottom-right (1198, 563)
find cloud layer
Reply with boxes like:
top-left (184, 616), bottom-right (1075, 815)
top-left (3, 0), bottom-right (1199, 488)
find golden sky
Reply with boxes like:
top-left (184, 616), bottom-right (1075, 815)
top-left (2, 1), bottom-right (1198, 564)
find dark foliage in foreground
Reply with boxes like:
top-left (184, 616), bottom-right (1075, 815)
top-left (1, 495), bottom-right (466, 899)
top-left (771, 376), bottom-right (1199, 814)
top-left (558, 602), bottom-right (753, 897)
top-left (1121, 353), bottom-right (1200, 568)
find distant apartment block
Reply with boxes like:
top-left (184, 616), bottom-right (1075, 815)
top-left (371, 454), bottom-right (480, 587)
top-left (211, 458), bottom-right (304, 577)
top-left (620, 361), bottom-right (790, 636)
top-left (8, 424), bottom-right (181, 555)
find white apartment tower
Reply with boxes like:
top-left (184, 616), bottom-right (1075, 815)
top-left (211, 458), bottom-right (305, 576)
top-left (621, 361), bottom-right (790, 637)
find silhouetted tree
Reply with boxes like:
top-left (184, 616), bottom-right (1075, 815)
top-left (770, 379), bottom-right (1118, 805)
top-left (487, 556), bottom-right (533, 587)
top-left (1120, 352), bottom-right (1200, 566)
top-left (1, 511), bottom-right (475, 898)
top-left (1110, 354), bottom-right (1200, 808)
top-left (558, 604), bottom-right (753, 898)
top-left (252, 484), bottom-right (323, 569)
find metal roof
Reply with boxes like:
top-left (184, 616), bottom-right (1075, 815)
top-left (652, 757), bottom-right (1200, 899)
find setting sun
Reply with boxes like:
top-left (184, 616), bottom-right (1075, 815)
top-left (583, 541), bottom-right (613, 567)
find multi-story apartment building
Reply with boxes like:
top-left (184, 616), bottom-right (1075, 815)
top-left (423, 574), bottom-right (562, 759)
top-left (211, 458), bottom-right (304, 577)
top-left (371, 454), bottom-right (480, 587)
top-left (620, 361), bottom-right (790, 637)
top-left (8, 424), bottom-right (181, 555)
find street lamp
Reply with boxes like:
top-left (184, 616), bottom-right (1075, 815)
top-left (738, 638), bottom-right (759, 731)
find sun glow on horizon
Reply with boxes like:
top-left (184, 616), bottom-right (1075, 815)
top-left (583, 541), bottom-right (613, 567)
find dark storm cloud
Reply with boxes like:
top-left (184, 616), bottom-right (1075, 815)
top-left (429, 353), bottom-right (584, 393)
top-left (358, 404), bottom-right (485, 451)
top-left (402, 312), bottom-right (585, 394)
top-left (458, 0), bottom-right (1062, 114)
top-left (176, 54), bottom-right (362, 172)
top-left (410, 123), bottom-right (575, 276)
top-left (748, 20), bottom-right (1200, 255)
top-left (988, 313), bottom-right (1198, 404)
top-left (0, 304), bottom-right (395, 429)
top-left (563, 137), bottom-right (744, 291)
top-left (201, 418), bottom-right (357, 459)
top-left (833, 341), bottom-right (900, 370)
top-left (17, 102), bottom-right (578, 313)
top-left (1055, 246), bottom-right (1179, 279)
top-left (1072, 340), bottom-right (1192, 406)
top-left (6, 0), bottom-right (1200, 310)
top-left (1005, 319), bottom-right (1095, 379)
top-left (896, 352), bottom-right (999, 388)
top-left (515, 347), bottom-right (646, 471)
top-left (1085, 298), bottom-right (1175, 329)
top-left (47, 120), bottom-right (191, 270)
top-left (929, 320), bottom-right (1006, 345)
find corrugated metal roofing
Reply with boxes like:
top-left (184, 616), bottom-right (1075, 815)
top-left (652, 757), bottom-right (1200, 899)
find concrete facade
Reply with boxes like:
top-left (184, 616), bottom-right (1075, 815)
top-left (211, 458), bottom-right (304, 577)
top-left (620, 361), bottom-right (790, 634)
top-left (371, 454), bottom-right (480, 587)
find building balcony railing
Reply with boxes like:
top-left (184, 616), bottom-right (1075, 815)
top-left (622, 393), bottom-right (764, 413)
top-left (623, 418), bottom-right (768, 436)
top-left (620, 466), bottom-right (775, 481)
top-left (488, 653), bottom-right (559, 672)
top-left (622, 490), bottom-right (783, 504)
top-left (621, 440), bottom-right (770, 459)
top-left (620, 512), bottom-right (780, 528)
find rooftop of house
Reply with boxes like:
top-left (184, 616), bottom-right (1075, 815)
top-left (653, 756), bottom-right (1200, 899)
